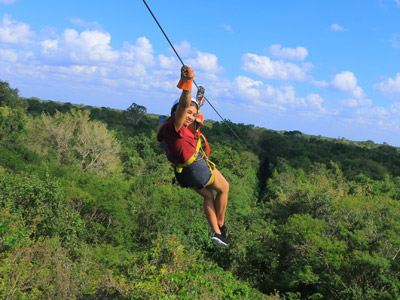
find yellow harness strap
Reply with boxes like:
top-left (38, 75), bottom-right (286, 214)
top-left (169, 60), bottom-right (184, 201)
top-left (175, 138), bottom-right (202, 173)
top-left (174, 135), bottom-right (217, 187)
top-left (205, 159), bottom-right (216, 186)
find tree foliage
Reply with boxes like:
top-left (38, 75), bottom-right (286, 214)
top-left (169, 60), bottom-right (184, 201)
top-left (0, 81), bottom-right (26, 109)
top-left (124, 102), bottom-right (147, 125)
top-left (25, 109), bottom-right (121, 175)
top-left (1, 80), bottom-right (400, 298)
top-left (0, 106), bottom-right (25, 146)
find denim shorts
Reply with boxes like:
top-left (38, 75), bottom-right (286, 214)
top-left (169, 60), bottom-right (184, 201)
top-left (175, 157), bottom-right (212, 189)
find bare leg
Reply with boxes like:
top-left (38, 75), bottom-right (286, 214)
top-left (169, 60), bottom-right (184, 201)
top-left (196, 187), bottom-right (221, 234)
top-left (207, 168), bottom-right (229, 228)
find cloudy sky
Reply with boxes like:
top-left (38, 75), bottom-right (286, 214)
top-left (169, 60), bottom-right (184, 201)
top-left (1, 0), bottom-right (400, 146)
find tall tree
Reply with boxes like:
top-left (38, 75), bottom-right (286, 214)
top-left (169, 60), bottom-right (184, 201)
top-left (124, 102), bottom-right (147, 125)
top-left (0, 81), bottom-right (26, 109)
top-left (25, 110), bottom-right (121, 175)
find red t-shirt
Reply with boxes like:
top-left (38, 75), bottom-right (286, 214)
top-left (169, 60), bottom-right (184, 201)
top-left (157, 117), bottom-right (197, 164)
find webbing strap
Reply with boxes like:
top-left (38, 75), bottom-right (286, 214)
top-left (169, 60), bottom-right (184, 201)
top-left (175, 138), bottom-right (202, 173)
top-left (205, 159), bottom-right (216, 186)
top-left (199, 133), bottom-right (210, 157)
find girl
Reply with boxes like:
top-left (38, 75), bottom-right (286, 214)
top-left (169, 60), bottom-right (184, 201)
top-left (157, 66), bottom-right (229, 247)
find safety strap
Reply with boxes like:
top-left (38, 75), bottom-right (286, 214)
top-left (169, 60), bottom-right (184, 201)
top-left (175, 138), bottom-right (202, 173)
top-left (199, 133), bottom-right (210, 157)
top-left (174, 134), bottom-right (216, 187)
top-left (205, 158), bottom-right (216, 186)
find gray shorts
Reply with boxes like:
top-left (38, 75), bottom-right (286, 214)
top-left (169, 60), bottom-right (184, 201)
top-left (175, 157), bottom-right (212, 189)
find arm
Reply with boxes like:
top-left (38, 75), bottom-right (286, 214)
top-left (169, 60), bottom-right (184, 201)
top-left (174, 66), bottom-right (194, 132)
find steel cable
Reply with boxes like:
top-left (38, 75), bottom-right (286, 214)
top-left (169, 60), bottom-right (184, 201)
top-left (142, 0), bottom-right (242, 142)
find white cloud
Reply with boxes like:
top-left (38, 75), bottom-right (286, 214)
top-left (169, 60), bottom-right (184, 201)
top-left (395, 0), bottom-right (400, 6)
top-left (174, 41), bottom-right (195, 58)
top-left (65, 29), bottom-right (119, 63)
top-left (69, 17), bottom-right (101, 30)
top-left (41, 39), bottom-right (58, 54)
top-left (341, 98), bottom-right (372, 108)
top-left (268, 44), bottom-right (308, 61)
top-left (0, 17), bottom-right (228, 113)
top-left (390, 33), bottom-right (399, 49)
top-left (330, 23), bottom-right (345, 32)
top-left (355, 106), bottom-right (389, 122)
top-left (336, 103), bottom-right (398, 135)
top-left (56, 65), bottom-right (98, 75)
top-left (265, 85), bottom-right (298, 106)
top-left (305, 93), bottom-right (326, 113)
top-left (37, 29), bottom-right (120, 65)
top-left (197, 74), bottom-right (233, 99)
top-left (235, 76), bottom-right (263, 99)
top-left (0, 15), bottom-right (33, 44)
top-left (121, 36), bottom-right (154, 66)
top-left (168, 41), bottom-right (223, 74)
top-left (242, 53), bottom-right (309, 81)
top-left (158, 54), bottom-right (178, 69)
top-left (0, 18), bottom-right (160, 87)
top-left (391, 102), bottom-right (400, 115)
top-left (311, 79), bottom-right (328, 88)
top-left (0, 14), bottom-right (224, 95)
top-left (375, 73), bottom-right (400, 98)
top-left (187, 51), bottom-right (223, 73)
top-left (0, 48), bottom-right (17, 61)
top-left (332, 71), bottom-right (364, 98)
top-left (0, 0), bottom-right (17, 5)
top-left (221, 24), bottom-right (233, 32)
top-left (4, 15), bottom-right (399, 144)
top-left (234, 75), bottom-right (314, 112)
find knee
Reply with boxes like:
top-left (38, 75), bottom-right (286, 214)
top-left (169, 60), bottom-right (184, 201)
top-left (203, 197), bottom-right (214, 209)
top-left (212, 169), bottom-right (229, 193)
top-left (202, 193), bottom-right (214, 204)
top-left (222, 179), bottom-right (229, 193)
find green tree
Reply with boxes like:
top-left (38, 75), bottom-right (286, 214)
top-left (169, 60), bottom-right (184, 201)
top-left (25, 110), bottom-right (121, 175)
top-left (0, 238), bottom-right (77, 299)
top-left (0, 81), bottom-right (26, 109)
top-left (74, 110), bottom-right (121, 174)
top-left (0, 107), bottom-right (25, 146)
top-left (0, 173), bottom-right (83, 245)
top-left (124, 102), bottom-right (147, 125)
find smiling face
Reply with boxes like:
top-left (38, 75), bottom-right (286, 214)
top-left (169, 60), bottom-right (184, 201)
top-left (183, 103), bottom-right (198, 127)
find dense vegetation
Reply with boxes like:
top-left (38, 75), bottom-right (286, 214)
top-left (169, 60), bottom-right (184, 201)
top-left (1, 80), bottom-right (400, 299)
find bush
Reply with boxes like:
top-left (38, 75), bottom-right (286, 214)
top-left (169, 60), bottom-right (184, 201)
top-left (0, 106), bottom-right (25, 146)
top-left (0, 173), bottom-right (83, 246)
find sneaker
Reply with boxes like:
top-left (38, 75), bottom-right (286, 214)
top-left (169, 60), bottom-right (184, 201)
top-left (211, 232), bottom-right (228, 247)
top-left (219, 224), bottom-right (227, 239)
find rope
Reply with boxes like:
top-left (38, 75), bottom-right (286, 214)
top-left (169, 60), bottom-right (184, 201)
top-left (142, 0), bottom-right (242, 142)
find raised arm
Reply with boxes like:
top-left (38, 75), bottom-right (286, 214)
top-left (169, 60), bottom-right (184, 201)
top-left (174, 65), bottom-right (194, 132)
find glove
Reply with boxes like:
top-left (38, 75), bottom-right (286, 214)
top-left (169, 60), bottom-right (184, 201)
top-left (196, 86), bottom-right (205, 107)
top-left (177, 65), bottom-right (194, 91)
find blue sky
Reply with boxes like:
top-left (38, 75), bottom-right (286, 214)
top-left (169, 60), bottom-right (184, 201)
top-left (1, 0), bottom-right (400, 146)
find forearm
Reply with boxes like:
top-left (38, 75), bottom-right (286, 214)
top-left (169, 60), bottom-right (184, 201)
top-left (179, 90), bottom-right (192, 110)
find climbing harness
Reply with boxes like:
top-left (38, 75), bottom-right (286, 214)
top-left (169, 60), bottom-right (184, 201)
top-left (173, 136), bottom-right (215, 185)
top-left (174, 138), bottom-right (202, 173)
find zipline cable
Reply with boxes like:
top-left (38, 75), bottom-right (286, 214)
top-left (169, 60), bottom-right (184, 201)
top-left (142, 0), bottom-right (242, 142)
